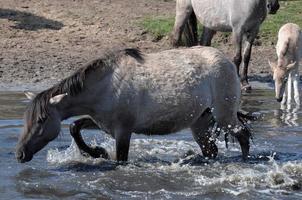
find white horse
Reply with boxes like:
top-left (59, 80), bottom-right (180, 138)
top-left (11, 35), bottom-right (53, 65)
top-left (171, 0), bottom-right (280, 90)
top-left (16, 47), bottom-right (252, 163)
top-left (269, 23), bottom-right (302, 109)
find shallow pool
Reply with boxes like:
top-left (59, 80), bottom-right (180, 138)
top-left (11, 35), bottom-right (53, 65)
top-left (0, 90), bottom-right (302, 199)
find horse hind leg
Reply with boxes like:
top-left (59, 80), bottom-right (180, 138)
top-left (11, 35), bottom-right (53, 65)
top-left (241, 35), bottom-right (255, 92)
top-left (190, 109), bottom-right (218, 159)
top-left (232, 30), bottom-right (243, 77)
top-left (214, 102), bottom-right (250, 160)
top-left (70, 118), bottom-right (110, 159)
top-left (171, 0), bottom-right (193, 46)
top-left (200, 27), bottom-right (216, 46)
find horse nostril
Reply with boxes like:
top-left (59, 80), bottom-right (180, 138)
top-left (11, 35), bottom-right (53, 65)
top-left (16, 150), bottom-right (25, 161)
top-left (276, 97), bottom-right (283, 102)
top-left (267, 4), bottom-right (271, 9)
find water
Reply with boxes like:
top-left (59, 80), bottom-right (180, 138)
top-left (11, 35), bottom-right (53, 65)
top-left (0, 90), bottom-right (302, 200)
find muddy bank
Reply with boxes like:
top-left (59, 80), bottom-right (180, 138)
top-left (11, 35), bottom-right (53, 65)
top-left (0, 0), bottom-right (287, 91)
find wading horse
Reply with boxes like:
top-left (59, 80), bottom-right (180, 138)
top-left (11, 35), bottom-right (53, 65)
top-left (171, 0), bottom-right (280, 90)
top-left (269, 23), bottom-right (302, 109)
top-left (16, 47), bottom-right (252, 163)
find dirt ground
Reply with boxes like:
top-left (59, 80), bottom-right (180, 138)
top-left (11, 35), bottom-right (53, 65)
top-left (0, 0), bottom-right (278, 90)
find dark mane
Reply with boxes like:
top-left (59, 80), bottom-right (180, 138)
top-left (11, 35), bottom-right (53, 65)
top-left (25, 48), bottom-right (144, 124)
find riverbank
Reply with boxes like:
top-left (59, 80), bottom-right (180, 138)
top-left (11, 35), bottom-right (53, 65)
top-left (0, 0), bottom-right (301, 91)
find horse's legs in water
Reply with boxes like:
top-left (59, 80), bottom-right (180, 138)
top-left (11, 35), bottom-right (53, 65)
top-left (114, 126), bottom-right (132, 162)
top-left (200, 27), bottom-right (216, 46)
top-left (213, 101), bottom-right (250, 160)
top-left (241, 30), bottom-right (258, 91)
top-left (293, 71), bottom-right (300, 106)
top-left (70, 118), bottom-right (109, 159)
top-left (190, 109), bottom-right (218, 158)
top-left (171, 0), bottom-right (193, 46)
top-left (232, 30), bottom-right (243, 77)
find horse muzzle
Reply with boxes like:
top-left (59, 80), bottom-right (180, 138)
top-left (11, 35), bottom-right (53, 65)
top-left (16, 147), bottom-right (33, 163)
top-left (268, 3), bottom-right (280, 14)
top-left (276, 97), bottom-right (283, 102)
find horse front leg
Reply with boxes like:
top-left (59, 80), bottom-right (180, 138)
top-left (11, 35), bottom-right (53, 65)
top-left (69, 118), bottom-right (110, 159)
top-left (293, 71), bottom-right (300, 106)
top-left (235, 130), bottom-right (250, 160)
top-left (114, 126), bottom-right (132, 162)
top-left (287, 72), bottom-right (293, 110)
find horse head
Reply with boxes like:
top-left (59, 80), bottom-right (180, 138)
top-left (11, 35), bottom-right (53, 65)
top-left (267, 0), bottom-right (280, 14)
top-left (269, 60), bottom-right (296, 102)
top-left (15, 92), bottom-right (67, 163)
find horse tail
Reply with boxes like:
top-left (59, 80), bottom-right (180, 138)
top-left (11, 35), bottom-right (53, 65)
top-left (183, 10), bottom-right (198, 47)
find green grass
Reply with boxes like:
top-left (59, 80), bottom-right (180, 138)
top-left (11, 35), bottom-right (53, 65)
top-left (139, 16), bottom-right (175, 40)
top-left (260, 0), bottom-right (302, 44)
top-left (139, 0), bottom-right (302, 45)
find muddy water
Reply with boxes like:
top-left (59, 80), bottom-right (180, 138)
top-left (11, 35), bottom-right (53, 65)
top-left (0, 90), bottom-right (302, 199)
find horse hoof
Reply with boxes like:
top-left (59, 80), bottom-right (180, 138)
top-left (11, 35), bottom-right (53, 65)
top-left (80, 146), bottom-right (110, 159)
top-left (241, 84), bottom-right (252, 93)
top-left (91, 146), bottom-right (110, 159)
top-left (201, 143), bottom-right (218, 159)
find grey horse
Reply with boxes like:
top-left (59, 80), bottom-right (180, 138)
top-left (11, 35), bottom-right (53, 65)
top-left (171, 0), bottom-right (280, 90)
top-left (16, 47), bottom-right (252, 163)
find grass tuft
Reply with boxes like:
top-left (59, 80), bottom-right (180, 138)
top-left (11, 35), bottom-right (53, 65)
top-left (139, 0), bottom-right (302, 45)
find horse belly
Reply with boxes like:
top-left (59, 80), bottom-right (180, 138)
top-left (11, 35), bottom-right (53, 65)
top-left (133, 119), bottom-right (190, 135)
top-left (192, 0), bottom-right (232, 32)
top-left (132, 96), bottom-right (207, 135)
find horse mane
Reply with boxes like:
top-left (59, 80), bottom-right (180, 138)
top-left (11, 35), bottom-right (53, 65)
top-left (25, 48), bottom-right (144, 124)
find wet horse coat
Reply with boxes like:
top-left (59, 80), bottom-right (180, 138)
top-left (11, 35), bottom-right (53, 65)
top-left (16, 47), bottom-right (251, 163)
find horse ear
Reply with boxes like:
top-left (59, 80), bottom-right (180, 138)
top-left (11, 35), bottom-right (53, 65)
top-left (49, 93), bottom-right (68, 105)
top-left (24, 91), bottom-right (36, 100)
top-left (286, 62), bottom-right (296, 71)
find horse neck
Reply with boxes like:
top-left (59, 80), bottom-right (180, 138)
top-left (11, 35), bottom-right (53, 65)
top-left (56, 94), bottom-right (92, 120)
top-left (56, 75), bottom-right (111, 120)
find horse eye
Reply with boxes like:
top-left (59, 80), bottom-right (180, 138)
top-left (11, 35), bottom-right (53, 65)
top-left (37, 128), bottom-right (44, 136)
top-left (37, 117), bottom-right (46, 124)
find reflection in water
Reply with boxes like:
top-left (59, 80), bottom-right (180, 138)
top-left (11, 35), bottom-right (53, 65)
top-left (274, 105), bottom-right (300, 127)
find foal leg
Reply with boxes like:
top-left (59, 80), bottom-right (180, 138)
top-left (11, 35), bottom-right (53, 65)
top-left (287, 72), bottom-right (293, 109)
top-left (70, 118), bottom-right (109, 159)
top-left (190, 109), bottom-right (218, 159)
top-left (200, 27), bottom-right (216, 46)
top-left (241, 31), bottom-right (257, 91)
top-left (281, 87), bottom-right (287, 110)
top-left (171, 0), bottom-right (193, 46)
top-left (293, 71), bottom-right (300, 106)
